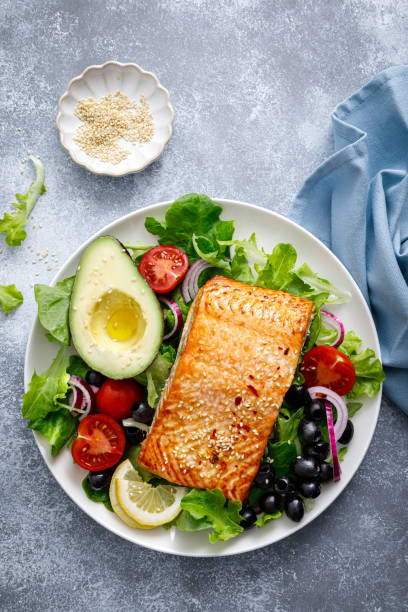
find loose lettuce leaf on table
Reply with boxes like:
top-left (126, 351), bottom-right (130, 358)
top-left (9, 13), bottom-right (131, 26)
top-left (22, 346), bottom-right (70, 421)
top-left (178, 488), bottom-right (243, 543)
top-left (0, 156), bottom-right (46, 246)
top-left (338, 331), bottom-right (385, 399)
top-left (0, 283), bottom-right (23, 313)
top-left (28, 408), bottom-right (76, 456)
top-left (34, 276), bottom-right (75, 345)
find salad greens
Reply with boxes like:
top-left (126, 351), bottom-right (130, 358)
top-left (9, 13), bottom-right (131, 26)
top-left (0, 283), bottom-right (23, 313)
top-left (34, 276), bottom-right (75, 345)
top-left (338, 331), bottom-right (385, 399)
top-left (22, 345), bottom-right (70, 421)
top-left (177, 488), bottom-right (243, 543)
top-left (23, 192), bottom-right (386, 544)
top-left (0, 156), bottom-right (46, 246)
top-left (82, 476), bottom-right (113, 512)
top-left (28, 408), bottom-right (76, 457)
top-left (67, 355), bottom-right (89, 379)
top-left (136, 343), bottom-right (176, 408)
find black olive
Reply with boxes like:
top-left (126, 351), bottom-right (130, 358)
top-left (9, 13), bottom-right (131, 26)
top-left (85, 370), bottom-right (106, 387)
top-left (254, 463), bottom-right (274, 489)
top-left (274, 476), bottom-right (296, 495)
top-left (303, 440), bottom-right (330, 461)
top-left (259, 492), bottom-right (282, 514)
top-left (297, 480), bottom-right (321, 498)
top-left (240, 507), bottom-right (257, 529)
top-left (338, 420), bottom-right (354, 445)
top-left (285, 496), bottom-right (305, 522)
top-left (318, 461), bottom-right (334, 483)
top-left (87, 470), bottom-right (111, 491)
top-left (292, 457), bottom-right (320, 480)
top-left (298, 420), bottom-right (321, 444)
top-left (284, 384), bottom-right (310, 409)
top-left (305, 398), bottom-right (326, 421)
top-left (124, 426), bottom-right (146, 445)
top-left (131, 400), bottom-right (155, 425)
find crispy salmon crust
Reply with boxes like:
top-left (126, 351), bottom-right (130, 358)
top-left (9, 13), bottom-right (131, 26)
top-left (138, 276), bottom-right (314, 502)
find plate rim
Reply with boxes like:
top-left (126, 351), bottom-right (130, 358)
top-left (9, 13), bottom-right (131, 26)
top-left (24, 198), bottom-right (382, 557)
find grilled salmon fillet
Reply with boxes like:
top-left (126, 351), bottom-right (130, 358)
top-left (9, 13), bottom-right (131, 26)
top-left (138, 276), bottom-right (314, 502)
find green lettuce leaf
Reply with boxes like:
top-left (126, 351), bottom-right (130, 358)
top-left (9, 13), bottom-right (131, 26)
top-left (28, 408), bottom-right (76, 456)
top-left (180, 488), bottom-right (243, 543)
top-left (255, 243), bottom-right (297, 290)
top-left (34, 276), bottom-right (75, 345)
top-left (267, 441), bottom-right (297, 478)
top-left (316, 323), bottom-right (339, 346)
top-left (0, 156), bottom-right (46, 246)
top-left (82, 476), bottom-right (113, 512)
top-left (135, 343), bottom-right (176, 407)
top-left (67, 355), bottom-right (89, 379)
top-left (293, 263), bottom-right (351, 304)
top-left (278, 406), bottom-right (304, 441)
top-left (192, 235), bottom-right (231, 270)
top-left (255, 511), bottom-right (282, 527)
top-left (338, 331), bottom-right (385, 399)
top-left (164, 510), bottom-right (213, 532)
top-left (347, 401), bottom-right (363, 418)
top-left (230, 246), bottom-right (254, 284)
top-left (219, 233), bottom-right (267, 266)
top-left (22, 346), bottom-right (70, 420)
top-left (145, 193), bottom-right (231, 260)
top-left (0, 283), bottom-right (23, 312)
top-left (124, 241), bottom-right (154, 262)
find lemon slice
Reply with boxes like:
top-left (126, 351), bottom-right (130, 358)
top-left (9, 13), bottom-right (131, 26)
top-left (109, 460), bottom-right (153, 530)
top-left (114, 460), bottom-right (186, 527)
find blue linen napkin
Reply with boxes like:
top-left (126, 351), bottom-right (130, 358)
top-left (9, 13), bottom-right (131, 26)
top-left (289, 66), bottom-right (408, 414)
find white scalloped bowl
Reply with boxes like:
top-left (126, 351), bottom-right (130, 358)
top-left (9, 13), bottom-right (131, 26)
top-left (56, 62), bottom-right (174, 176)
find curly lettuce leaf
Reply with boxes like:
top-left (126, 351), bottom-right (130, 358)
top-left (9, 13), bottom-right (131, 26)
top-left (135, 343), bottom-right (176, 407)
top-left (255, 511), bottom-right (282, 527)
top-left (28, 408), bottom-right (76, 456)
top-left (255, 243), bottom-right (297, 290)
top-left (338, 331), bottom-right (385, 399)
top-left (192, 235), bottom-right (231, 270)
top-left (0, 156), bottom-right (46, 246)
top-left (293, 263), bottom-right (351, 304)
top-left (34, 276), bottom-right (75, 345)
top-left (179, 488), bottom-right (243, 543)
top-left (0, 283), bottom-right (23, 312)
top-left (219, 233), bottom-right (267, 266)
top-left (22, 346), bottom-right (70, 420)
top-left (145, 193), bottom-right (233, 260)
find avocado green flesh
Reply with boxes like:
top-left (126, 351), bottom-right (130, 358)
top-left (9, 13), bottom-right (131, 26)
top-left (69, 236), bottom-right (163, 379)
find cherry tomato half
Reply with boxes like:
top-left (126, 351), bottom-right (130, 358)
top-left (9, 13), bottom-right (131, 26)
top-left (96, 378), bottom-right (143, 421)
top-left (300, 345), bottom-right (356, 396)
top-left (71, 414), bottom-right (125, 471)
top-left (139, 245), bottom-right (189, 293)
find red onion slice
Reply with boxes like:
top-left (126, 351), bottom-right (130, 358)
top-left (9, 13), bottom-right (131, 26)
top-left (90, 384), bottom-right (100, 395)
top-left (159, 296), bottom-right (183, 340)
top-left (325, 401), bottom-right (341, 482)
top-left (308, 385), bottom-right (348, 441)
top-left (68, 375), bottom-right (96, 421)
top-left (320, 310), bottom-right (345, 348)
top-left (181, 259), bottom-right (216, 303)
top-left (67, 385), bottom-right (85, 417)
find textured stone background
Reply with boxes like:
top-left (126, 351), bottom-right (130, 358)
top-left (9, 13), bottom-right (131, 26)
top-left (1, 1), bottom-right (407, 611)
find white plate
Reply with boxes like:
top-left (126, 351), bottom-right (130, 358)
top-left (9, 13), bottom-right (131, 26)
top-left (24, 199), bottom-right (382, 557)
top-left (56, 62), bottom-right (174, 176)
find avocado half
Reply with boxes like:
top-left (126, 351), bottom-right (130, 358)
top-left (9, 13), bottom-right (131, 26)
top-left (69, 236), bottom-right (163, 379)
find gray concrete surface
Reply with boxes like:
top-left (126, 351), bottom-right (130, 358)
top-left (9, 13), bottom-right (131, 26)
top-left (1, 1), bottom-right (407, 611)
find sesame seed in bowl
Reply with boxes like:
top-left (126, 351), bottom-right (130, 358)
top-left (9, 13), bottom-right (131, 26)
top-left (56, 61), bottom-right (174, 176)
